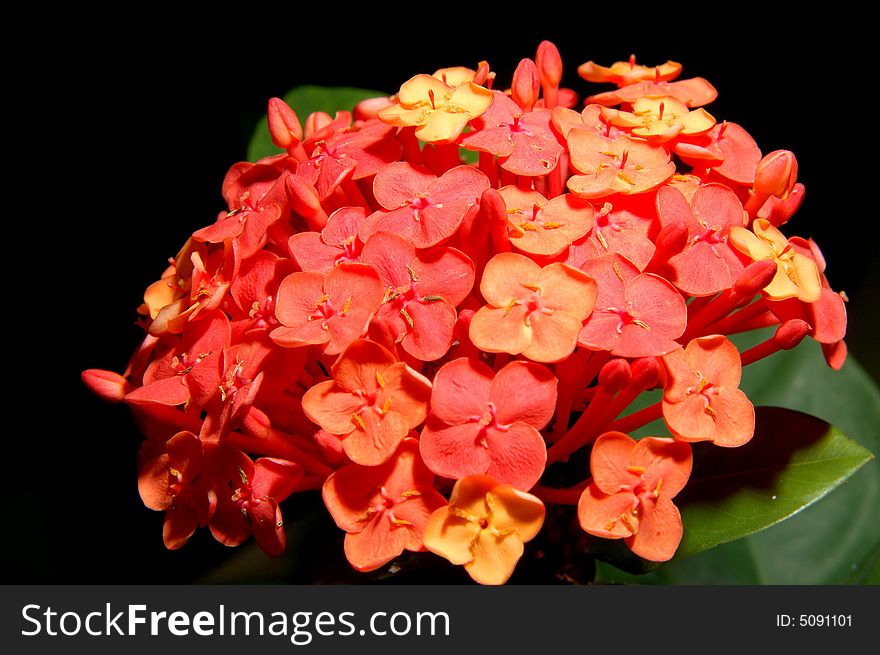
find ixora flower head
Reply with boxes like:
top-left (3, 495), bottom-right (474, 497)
top-left (84, 41), bottom-right (868, 585)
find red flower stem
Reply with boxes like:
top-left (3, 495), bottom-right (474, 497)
top-left (548, 160), bottom-right (563, 198)
top-left (680, 289), bottom-right (739, 342)
top-left (604, 401), bottom-right (663, 434)
top-left (541, 85), bottom-right (559, 111)
top-left (341, 175), bottom-right (370, 209)
top-left (719, 311), bottom-right (779, 334)
top-left (531, 483), bottom-right (587, 505)
top-left (288, 142), bottom-right (309, 164)
top-left (533, 175), bottom-right (547, 196)
top-left (516, 175), bottom-right (532, 192)
top-left (551, 386), bottom-right (574, 442)
top-left (494, 352), bottom-right (511, 370)
top-left (579, 350), bottom-right (611, 390)
top-left (702, 299), bottom-right (774, 334)
top-left (687, 294), bottom-right (714, 315)
top-left (433, 143), bottom-right (462, 172)
top-left (479, 152), bottom-right (499, 187)
top-left (744, 190), bottom-right (770, 221)
top-left (224, 429), bottom-right (333, 478)
top-left (501, 169), bottom-right (516, 187)
top-left (547, 385), bottom-right (615, 463)
top-left (399, 127), bottom-right (422, 165)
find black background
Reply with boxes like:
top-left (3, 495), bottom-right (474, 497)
top-left (6, 9), bottom-right (877, 583)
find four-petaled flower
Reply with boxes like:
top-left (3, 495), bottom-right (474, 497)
top-left (567, 132), bottom-right (676, 199)
top-left (323, 438), bottom-right (446, 572)
top-left (301, 339), bottom-right (432, 465)
top-left (462, 91), bottom-right (565, 176)
top-left (470, 253), bottom-right (597, 363)
top-left (578, 432), bottom-right (692, 562)
top-left (423, 475), bottom-right (545, 585)
top-left (729, 219), bottom-right (822, 302)
top-left (271, 262), bottom-right (384, 354)
top-left (360, 232), bottom-right (474, 361)
top-left (498, 185), bottom-right (595, 257)
top-left (360, 162), bottom-right (490, 248)
top-left (420, 358), bottom-right (557, 490)
top-left (378, 73), bottom-right (494, 143)
top-left (578, 254), bottom-right (686, 357)
top-left (662, 335), bottom-right (755, 447)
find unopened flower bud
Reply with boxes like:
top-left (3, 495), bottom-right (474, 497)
top-left (267, 98), bottom-right (302, 150)
top-left (536, 41), bottom-right (563, 88)
top-left (511, 58), bottom-right (540, 111)
top-left (755, 150), bottom-right (798, 199)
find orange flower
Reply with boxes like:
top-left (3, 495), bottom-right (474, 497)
top-left (601, 95), bottom-right (715, 143)
top-left (578, 56), bottom-right (682, 86)
top-left (422, 475), bottom-right (545, 585)
top-left (578, 432), bottom-right (692, 562)
top-left (567, 132), bottom-right (675, 199)
top-left (301, 339), bottom-right (432, 465)
top-left (469, 253), bottom-right (597, 363)
top-left (662, 336), bottom-right (755, 447)
top-left (497, 185), bottom-right (595, 257)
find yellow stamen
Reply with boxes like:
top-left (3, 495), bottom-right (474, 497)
top-left (342, 296), bottom-right (351, 316)
top-left (400, 307), bottom-right (414, 328)
top-left (376, 370), bottom-right (386, 388)
top-left (381, 397), bottom-right (393, 415)
top-left (352, 412), bottom-right (366, 430)
top-left (542, 221), bottom-right (562, 229)
top-left (627, 465), bottom-right (646, 475)
top-left (653, 478), bottom-right (663, 499)
top-left (519, 222), bottom-right (538, 231)
top-left (617, 171), bottom-right (636, 185)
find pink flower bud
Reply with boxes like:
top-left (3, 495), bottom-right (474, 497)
top-left (599, 358), bottom-right (632, 393)
top-left (511, 58), bottom-right (540, 111)
top-left (536, 41), bottom-right (563, 88)
top-left (630, 357), bottom-right (661, 390)
top-left (82, 369), bottom-right (130, 403)
top-left (734, 260), bottom-right (777, 296)
top-left (754, 150), bottom-right (798, 199)
top-left (304, 111), bottom-right (333, 140)
top-left (774, 319), bottom-right (811, 350)
top-left (267, 98), bottom-right (302, 150)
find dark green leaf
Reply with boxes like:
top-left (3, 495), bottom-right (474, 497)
top-left (676, 407), bottom-right (872, 558)
top-left (247, 85), bottom-right (387, 162)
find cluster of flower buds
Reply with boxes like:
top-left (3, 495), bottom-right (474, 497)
top-left (84, 42), bottom-right (847, 584)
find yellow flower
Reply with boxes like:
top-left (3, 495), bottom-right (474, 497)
top-left (379, 74), bottom-right (493, 143)
top-left (422, 475), bottom-right (545, 585)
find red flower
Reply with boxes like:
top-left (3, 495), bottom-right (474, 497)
top-left (323, 438), bottom-right (446, 572)
top-left (360, 162), bottom-right (490, 248)
top-left (577, 254), bottom-right (686, 357)
top-left (138, 431), bottom-right (213, 550)
top-left (301, 339), bottom-right (432, 465)
top-left (206, 445), bottom-right (303, 557)
top-left (271, 263), bottom-right (384, 354)
top-left (567, 132), bottom-right (675, 199)
top-left (578, 432), bottom-right (692, 562)
top-left (470, 253), bottom-right (597, 363)
top-left (360, 232), bottom-right (474, 361)
top-left (498, 185), bottom-right (595, 257)
top-left (461, 91), bottom-right (565, 176)
top-left (288, 206), bottom-right (365, 274)
top-left (662, 335), bottom-right (755, 447)
top-left (420, 357), bottom-right (557, 490)
top-left (656, 183), bottom-right (746, 296)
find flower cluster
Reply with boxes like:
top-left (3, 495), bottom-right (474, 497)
top-left (84, 42), bottom-right (847, 584)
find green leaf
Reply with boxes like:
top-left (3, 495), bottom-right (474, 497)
top-left (677, 407), bottom-right (872, 558)
top-left (598, 338), bottom-right (880, 584)
top-left (247, 85), bottom-right (387, 162)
